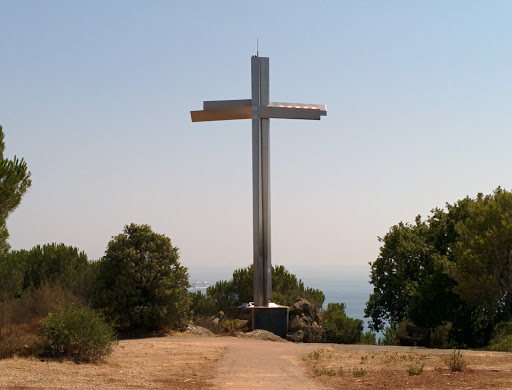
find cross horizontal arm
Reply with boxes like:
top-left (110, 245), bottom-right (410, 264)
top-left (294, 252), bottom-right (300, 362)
top-left (269, 102), bottom-right (327, 111)
top-left (191, 106), bottom-right (252, 122)
top-left (190, 100), bottom-right (327, 122)
top-left (260, 103), bottom-right (327, 120)
top-left (203, 99), bottom-right (252, 110)
top-left (191, 99), bottom-right (251, 122)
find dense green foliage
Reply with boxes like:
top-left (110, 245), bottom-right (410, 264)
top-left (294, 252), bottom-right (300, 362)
top-left (366, 188), bottom-right (512, 347)
top-left (192, 264), bottom-right (325, 317)
top-left (378, 325), bottom-right (398, 345)
top-left (92, 223), bottom-right (190, 331)
top-left (447, 189), bottom-right (512, 329)
top-left (0, 125), bottom-right (31, 256)
top-left (488, 321), bottom-right (512, 352)
top-left (41, 304), bottom-right (117, 362)
top-left (189, 291), bottom-right (218, 317)
top-left (360, 331), bottom-right (377, 345)
top-left (323, 302), bottom-right (363, 344)
top-left (429, 322), bottom-right (454, 349)
top-left (0, 244), bottom-right (90, 299)
top-left (0, 224), bottom-right (189, 359)
top-left (272, 265), bottom-right (325, 308)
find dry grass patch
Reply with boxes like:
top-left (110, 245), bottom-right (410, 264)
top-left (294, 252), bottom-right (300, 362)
top-left (0, 336), bottom-right (224, 390)
top-left (303, 345), bottom-right (512, 390)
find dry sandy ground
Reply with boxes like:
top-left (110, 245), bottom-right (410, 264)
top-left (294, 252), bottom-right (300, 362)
top-left (1, 334), bottom-right (512, 390)
top-left (0, 335), bottom-right (224, 390)
top-left (303, 344), bottom-right (512, 390)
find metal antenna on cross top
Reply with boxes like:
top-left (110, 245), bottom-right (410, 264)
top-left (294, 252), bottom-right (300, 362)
top-left (257, 38), bottom-right (259, 56)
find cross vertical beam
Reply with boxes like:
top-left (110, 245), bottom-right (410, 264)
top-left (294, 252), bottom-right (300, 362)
top-left (251, 56), bottom-right (271, 307)
top-left (190, 56), bottom-right (327, 312)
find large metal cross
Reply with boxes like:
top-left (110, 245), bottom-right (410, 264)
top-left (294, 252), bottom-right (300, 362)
top-left (191, 55), bottom-right (327, 307)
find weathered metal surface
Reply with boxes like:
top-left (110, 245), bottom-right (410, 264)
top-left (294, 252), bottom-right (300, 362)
top-left (251, 56), bottom-right (271, 307)
top-left (252, 306), bottom-right (289, 338)
top-left (203, 99), bottom-right (252, 110)
top-left (259, 105), bottom-right (325, 120)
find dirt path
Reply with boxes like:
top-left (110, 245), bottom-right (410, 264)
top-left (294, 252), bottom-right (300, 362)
top-left (171, 335), bottom-right (328, 389)
top-left (0, 334), bottom-right (328, 390)
top-left (2, 335), bottom-right (511, 390)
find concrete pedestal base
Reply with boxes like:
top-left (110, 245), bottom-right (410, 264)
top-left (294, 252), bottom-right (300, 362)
top-left (252, 306), bottom-right (289, 338)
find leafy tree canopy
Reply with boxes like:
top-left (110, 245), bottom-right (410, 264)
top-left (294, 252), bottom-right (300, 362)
top-left (92, 223), bottom-right (189, 332)
top-left (366, 188), bottom-right (512, 347)
top-left (364, 193), bottom-right (497, 347)
top-left (197, 264), bottom-right (325, 316)
top-left (323, 302), bottom-right (363, 344)
top-left (447, 188), bottom-right (512, 328)
top-left (0, 243), bottom-right (89, 299)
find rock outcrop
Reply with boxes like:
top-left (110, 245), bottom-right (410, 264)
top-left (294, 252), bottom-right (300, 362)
top-left (286, 298), bottom-right (326, 343)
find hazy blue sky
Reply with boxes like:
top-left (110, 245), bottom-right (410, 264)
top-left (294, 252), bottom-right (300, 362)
top-left (2, 1), bottom-right (511, 281)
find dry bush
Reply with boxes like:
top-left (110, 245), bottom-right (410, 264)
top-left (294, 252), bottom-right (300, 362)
top-left (5, 284), bottom-right (78, 325)
top-left (0, 284), bottom-right (79, 359)
top-left (0, 299), bottom-right (13, 330)
top-left (0, 319), bottom-right (43, 358)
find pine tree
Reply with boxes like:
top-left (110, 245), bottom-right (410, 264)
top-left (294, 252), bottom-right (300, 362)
top-left (0, 125), bottom-right (31, 256)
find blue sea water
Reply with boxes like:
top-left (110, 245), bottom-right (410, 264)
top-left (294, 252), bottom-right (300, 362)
top-left (187, 264), bottom-right (373, 329)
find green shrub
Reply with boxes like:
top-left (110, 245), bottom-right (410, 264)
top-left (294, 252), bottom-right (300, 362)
top-left (352, 367), bottom-right (366, 377)
top-left (407, 363), bottom-right (424, 376)
top-left (378, 325), bottom-right (398, 345)
top-left (271, 265), bottom-right (325, 307)
top-left (360, 331), bottom-right (377, 345)
top-left (205, 280), bottom-right (239, 312)
top-left (41, 304), bottom-right (117, 362)
top-left (395, 320), bottom-right (411, 341)
top-left (92, 224), bottom-right (190, 332)
top-left (430, 322), bottom-right (453, 349)
top-left (221, 319), bottom-right (248, 335)
top-left (189, 291), bottom-right (218, 318)
top-left (443, 349), bottom-right (467, 372)
top-left (488, 321), bottom-right (512, 352)
top-left (312, 367), bottom-right (336, 376)
top-left (323, 302), bottom-right (363, 344)
top-left (205, 265), bottom-right (325, 311)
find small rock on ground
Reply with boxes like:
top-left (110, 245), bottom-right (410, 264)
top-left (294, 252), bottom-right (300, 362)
top-left (236, 329), bottom-right (287, 342)
top-left (183, 325), bottom-right (214, 336)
